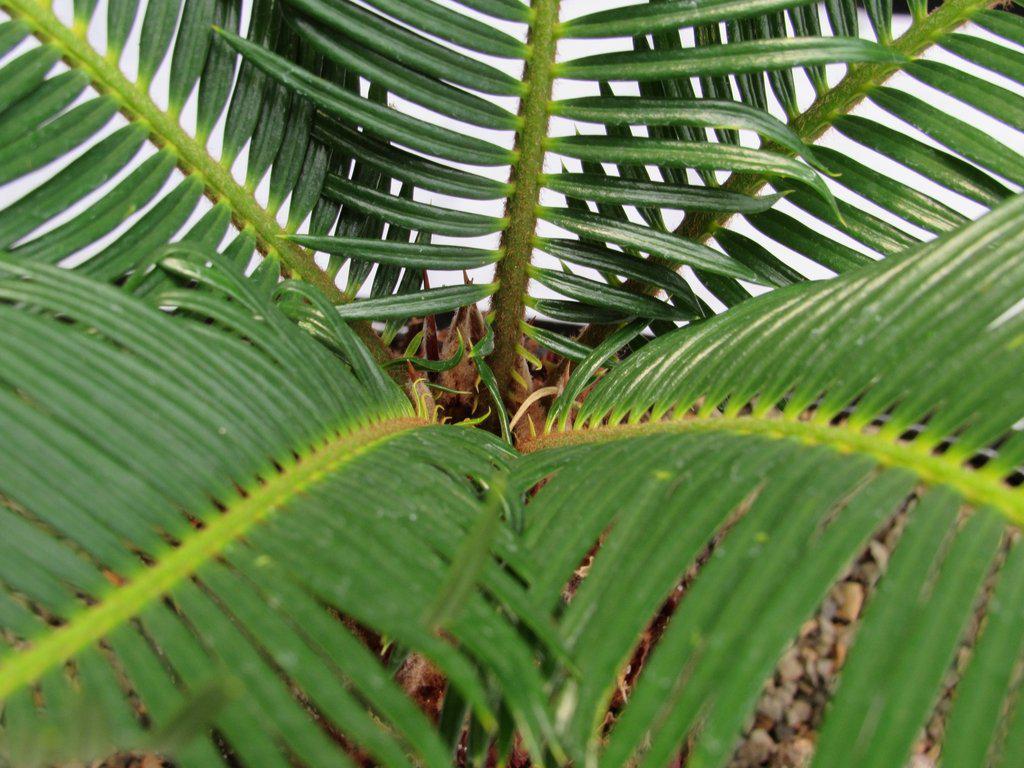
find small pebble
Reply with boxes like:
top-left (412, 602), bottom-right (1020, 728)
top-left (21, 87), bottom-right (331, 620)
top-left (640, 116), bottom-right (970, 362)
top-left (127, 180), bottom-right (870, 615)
top-left (835, 582), bottom-right (865, 623)
top-left (860, 562), bottom-right (881, 586)
top-left (869, 540), bottom-right (890, 571)
top-left (834, 642), bottom-right (850, 673)
top-left (758, 693), bottom-right (786, 722)
top-left (778, 650), bottom-right (802, 682)
top-left (786, 699), bottom-right (812, 728)
top-left (736, 729), bottom-right (776, 765)
top-left (774, 737), bottom-right (814, 767)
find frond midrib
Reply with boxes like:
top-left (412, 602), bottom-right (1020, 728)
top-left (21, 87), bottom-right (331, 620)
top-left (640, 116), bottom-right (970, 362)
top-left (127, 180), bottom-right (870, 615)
top-left (0, 416), bottom-right (424, 701)
top-left (526, 416), bottom-right (1024, 525)
top-left (488, 0), bottom-right (560, 400)
top-left (4, 1), bottom-right (311, 280)
top-left (563, 0), bottom-right (998, 359)
top-left (1, 0), bottom-right (395, 352)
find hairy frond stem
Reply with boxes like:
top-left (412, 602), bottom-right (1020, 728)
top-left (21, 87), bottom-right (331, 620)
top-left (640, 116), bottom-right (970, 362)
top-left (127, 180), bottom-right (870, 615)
top-left (1, 0), bottom-right (387, 356)
top-left (524, 417), bottom-right (1024, 525)
top-left (488, 0), bottom-right (560, 404)
top-left (0, 418), bottom-right (423, 701)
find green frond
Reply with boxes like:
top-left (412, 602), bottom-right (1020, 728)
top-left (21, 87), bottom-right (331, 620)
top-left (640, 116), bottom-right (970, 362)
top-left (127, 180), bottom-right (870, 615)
top-left (682, 0), bottom-right (1024, 295)
top-left (512, 195), bottom-right (1024, 766)
top-left (0, 1), bottom-right (330, 289)
top-left (6, 0), bottom-right (1019, 404)
top-left (0, 252), bottom-right (573, 767)
top-left (2, 3), bottom-right (1024, 762)
top-left (545, 0), bottom-right (1023, 359)
top-left (178, 0), bottom-right (916, 393)
top-left (569, 193), bottom-right (1024, 474)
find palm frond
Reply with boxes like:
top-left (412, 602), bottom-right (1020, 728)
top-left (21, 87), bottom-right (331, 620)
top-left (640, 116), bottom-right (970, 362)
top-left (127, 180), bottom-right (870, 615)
top-left (0, 253), bottom-right (568, 767)
top-left (689, 4), bottom-right (1024, 300)
top-left (0, 0), bottom-right (417, 360)
top-left (5, 0), bottom-right (1020, 406)
top-left (209, 0), bottom-right (909, 395)
top-left (554, 0), bottom-right (1021, 379)
top-left (516, 194), bottom-right (1024, 766)
top-left (3, 2), bottom-right (1024, 765)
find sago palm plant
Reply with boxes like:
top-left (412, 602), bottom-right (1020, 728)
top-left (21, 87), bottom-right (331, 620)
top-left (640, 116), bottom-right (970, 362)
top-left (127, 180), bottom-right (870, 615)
top-left (0, 0), bottom-right (1023, 765)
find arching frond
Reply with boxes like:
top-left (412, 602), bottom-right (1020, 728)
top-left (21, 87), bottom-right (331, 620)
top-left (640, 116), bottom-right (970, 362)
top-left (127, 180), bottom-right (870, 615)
top-left (6, 192), bottom-right (1017, 768)
top-left (686, 3), bottom-right (1024, 304)
top-left (2, 3), bottom-right (1024, 765)
top-left (203, 0), bottom-right (1015, 406)
top-left (210, 0), bottom-right (911, 396)
top-left (516, 193), bottom-right (1024, 768)
top-left (0, 254), bottom-right (562, 767)
top-left (562, 0), bottom-right (1024, 363)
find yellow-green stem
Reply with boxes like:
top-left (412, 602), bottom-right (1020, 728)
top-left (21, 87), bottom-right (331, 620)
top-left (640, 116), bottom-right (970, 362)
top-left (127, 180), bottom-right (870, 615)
top-left (0, 418), bottom-right (422, 701)
top-left (2, 0), bottom-right (387, 356)
top-left (524, 417), bottom-right (1024, 525)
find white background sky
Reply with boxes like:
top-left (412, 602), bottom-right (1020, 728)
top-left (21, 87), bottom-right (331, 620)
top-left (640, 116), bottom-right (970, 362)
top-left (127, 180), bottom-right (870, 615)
top-left (1, 1), bottom-right (1022, 314)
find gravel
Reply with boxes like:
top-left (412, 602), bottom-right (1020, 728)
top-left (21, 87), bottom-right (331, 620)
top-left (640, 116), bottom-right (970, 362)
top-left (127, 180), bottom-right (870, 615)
top-left (727, 511), bottom-right (908, 767)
